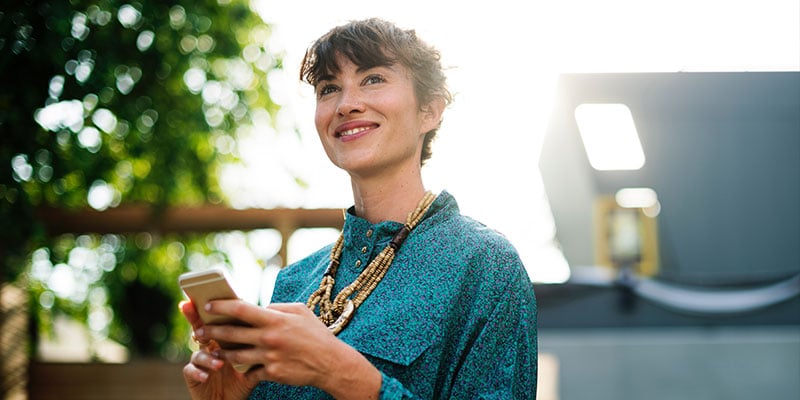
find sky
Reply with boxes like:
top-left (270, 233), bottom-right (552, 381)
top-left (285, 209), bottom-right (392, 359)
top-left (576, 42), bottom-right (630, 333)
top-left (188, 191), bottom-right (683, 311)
top-left (230, 0), bottom-right (799, 284)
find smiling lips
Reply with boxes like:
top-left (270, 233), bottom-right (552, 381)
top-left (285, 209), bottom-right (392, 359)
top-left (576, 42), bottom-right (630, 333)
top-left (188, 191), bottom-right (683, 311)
top-left (335, 122), bottom-right (379, 139)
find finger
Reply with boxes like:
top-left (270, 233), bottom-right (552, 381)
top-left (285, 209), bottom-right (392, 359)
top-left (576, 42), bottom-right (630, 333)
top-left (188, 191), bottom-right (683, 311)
top-left (201, 324), bottom-right (262, 350)
top-left (217, 347), bottom-right (267, 376)
top-left (181, 301), bottom-right (214, 348)
top-left (206, 299), bottom-right (278, 326)
top-left (183, 361), bottom-right (209, 384)
top-left (268, 303), bottom-right (327, 329)
top-left (179, 300), bottom-right (205, 330)
top-left (266, 302), bottom-right (310, 315)
top-left (191, 349), bottom-right (225, 371)
top-left (191, 332), bottom-right (213, 347)
top-left (183, 349), bottom-right (224, 385)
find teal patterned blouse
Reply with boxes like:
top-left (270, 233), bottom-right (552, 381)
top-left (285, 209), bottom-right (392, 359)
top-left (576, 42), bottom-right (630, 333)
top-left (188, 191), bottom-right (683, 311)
top-left (249, 191), bottom-right (538, 399)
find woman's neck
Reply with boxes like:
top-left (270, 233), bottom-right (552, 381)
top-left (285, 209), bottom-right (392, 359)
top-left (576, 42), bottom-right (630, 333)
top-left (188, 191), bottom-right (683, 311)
top-left (350, 169), bottom-right (426, 224)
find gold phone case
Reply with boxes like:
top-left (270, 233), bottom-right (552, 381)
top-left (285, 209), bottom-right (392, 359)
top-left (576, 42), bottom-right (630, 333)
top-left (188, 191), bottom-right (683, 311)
top-left (178, 268), bottom-right (253, 372)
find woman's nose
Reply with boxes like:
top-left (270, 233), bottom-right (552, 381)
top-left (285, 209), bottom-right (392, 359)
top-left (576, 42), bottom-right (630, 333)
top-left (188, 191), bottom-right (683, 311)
top-left (336, 89), bottom-right (365, 115)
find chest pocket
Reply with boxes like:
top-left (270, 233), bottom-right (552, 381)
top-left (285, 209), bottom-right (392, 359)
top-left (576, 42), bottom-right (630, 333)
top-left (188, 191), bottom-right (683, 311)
top-left (340, 301), bottom-right (443, 367)
top-left (333, 244), bottom-right (451, 368)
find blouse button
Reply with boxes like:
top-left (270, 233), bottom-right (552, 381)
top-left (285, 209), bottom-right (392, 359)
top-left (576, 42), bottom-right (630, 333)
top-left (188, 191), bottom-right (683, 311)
top-left (366, 229), bottom-right (373, 238)
top-left (361, 246), bottom-right (368, 254)
top-left (355, 260), bottom-right (362, 268)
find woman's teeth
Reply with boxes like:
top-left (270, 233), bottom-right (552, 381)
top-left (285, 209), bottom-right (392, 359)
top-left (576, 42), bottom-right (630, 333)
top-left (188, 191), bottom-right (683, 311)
top-left (340, 126), bottom-right (371, 137)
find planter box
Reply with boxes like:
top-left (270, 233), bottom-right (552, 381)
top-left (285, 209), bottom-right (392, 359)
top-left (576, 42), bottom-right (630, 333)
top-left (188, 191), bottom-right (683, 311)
top-left (28, 360), bottom-right (190, 400)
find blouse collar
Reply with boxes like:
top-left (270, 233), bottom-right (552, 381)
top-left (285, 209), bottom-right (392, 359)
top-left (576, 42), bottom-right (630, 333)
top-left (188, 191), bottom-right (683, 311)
top-left (342, 190), bottom-right (457, 243)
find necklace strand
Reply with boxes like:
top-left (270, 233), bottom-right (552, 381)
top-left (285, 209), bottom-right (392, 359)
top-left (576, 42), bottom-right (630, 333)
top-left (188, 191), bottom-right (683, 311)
top-left (306, 191), bottom-right (437, 334)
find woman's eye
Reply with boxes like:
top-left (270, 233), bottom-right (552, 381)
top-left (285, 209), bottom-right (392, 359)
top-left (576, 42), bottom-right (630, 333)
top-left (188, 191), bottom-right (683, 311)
top-left (317, 84), bottom-right (338, 97)
top-left (363, 74), bottom-right (385, 85)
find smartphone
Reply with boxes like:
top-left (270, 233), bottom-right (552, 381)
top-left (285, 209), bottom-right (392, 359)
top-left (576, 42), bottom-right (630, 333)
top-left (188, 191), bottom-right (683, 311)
top-left (179, 267), bottom-right (245, 326)
top-left (178, 267), bottom-right (253, 372)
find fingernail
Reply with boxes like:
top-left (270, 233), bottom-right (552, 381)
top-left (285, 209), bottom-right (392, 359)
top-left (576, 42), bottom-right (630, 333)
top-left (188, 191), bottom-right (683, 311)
top-left (204, 303), bottom-right (212, 311)
top-left (197, 371), bottom-right (208, 381)
top-left (196, 328), bottom-right (204, 337)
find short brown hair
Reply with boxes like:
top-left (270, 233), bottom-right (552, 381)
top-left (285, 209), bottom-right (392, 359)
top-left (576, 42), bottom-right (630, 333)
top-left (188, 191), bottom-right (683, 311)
top-left (300, 18), bottom-right (452, 165)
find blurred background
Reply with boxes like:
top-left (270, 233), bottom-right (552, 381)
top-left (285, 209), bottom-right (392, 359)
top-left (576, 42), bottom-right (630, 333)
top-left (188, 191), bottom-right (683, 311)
top-left (1, 0), bottom-right (798, 399)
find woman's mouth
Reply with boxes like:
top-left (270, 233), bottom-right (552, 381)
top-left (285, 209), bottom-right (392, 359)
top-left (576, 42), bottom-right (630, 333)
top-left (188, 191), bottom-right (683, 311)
top-left (338, 126), bottom-right (372, 137)
top-left (335, 122), bottom-right (379, 139)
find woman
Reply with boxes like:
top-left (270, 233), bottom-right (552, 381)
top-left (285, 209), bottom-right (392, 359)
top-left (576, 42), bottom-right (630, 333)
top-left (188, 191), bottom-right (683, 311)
top-left (181, 18), bottom-right (538, 399)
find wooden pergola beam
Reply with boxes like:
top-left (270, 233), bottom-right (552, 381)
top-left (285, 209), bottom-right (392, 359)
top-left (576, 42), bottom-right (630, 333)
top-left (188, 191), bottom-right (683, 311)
top-left (34, 206), bottom-right (345, 266)
top-left (34, 205), bottom-right (344, 235)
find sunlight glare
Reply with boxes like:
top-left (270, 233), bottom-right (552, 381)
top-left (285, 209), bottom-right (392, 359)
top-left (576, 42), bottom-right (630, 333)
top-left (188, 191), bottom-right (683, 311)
top-left (615, 187), bottom-right (658, 209)
top-left (34, 100), bottom-right (84, 132)
top-left (575, 103), bottom-right (645, 171)
top-left (287, 228), bottom-right (341, 265)
top-left (88, 180), bottom-right (118, 211)
top-left (244, 0), bottom-right (798, 283)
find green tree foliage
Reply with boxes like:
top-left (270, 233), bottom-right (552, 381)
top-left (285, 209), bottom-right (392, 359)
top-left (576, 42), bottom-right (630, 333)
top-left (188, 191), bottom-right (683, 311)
top-left (0, 0), bottom-right (285, 358)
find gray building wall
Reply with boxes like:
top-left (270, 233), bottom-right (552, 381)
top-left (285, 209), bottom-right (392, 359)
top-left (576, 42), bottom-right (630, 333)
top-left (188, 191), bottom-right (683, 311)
top-left (540, 327), bottom-right (800, 400)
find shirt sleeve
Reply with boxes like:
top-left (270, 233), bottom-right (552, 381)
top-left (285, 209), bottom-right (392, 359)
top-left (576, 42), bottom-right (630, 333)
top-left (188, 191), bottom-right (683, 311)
top-left (449, 268), bottom-right (539, 399)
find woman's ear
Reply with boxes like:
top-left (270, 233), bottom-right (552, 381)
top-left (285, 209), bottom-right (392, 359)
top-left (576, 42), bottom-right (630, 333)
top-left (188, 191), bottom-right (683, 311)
top-left (420, 97), bottom-right (446, 133)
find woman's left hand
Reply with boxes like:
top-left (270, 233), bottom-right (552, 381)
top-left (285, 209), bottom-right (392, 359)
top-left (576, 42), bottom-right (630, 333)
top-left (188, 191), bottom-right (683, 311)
top-left (195, 301), bottom-right (382, 399)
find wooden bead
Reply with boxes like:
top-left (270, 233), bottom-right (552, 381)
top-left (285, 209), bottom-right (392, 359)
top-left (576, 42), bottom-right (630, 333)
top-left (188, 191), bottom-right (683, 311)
top-left (306, 192), bottom-right (436, 335)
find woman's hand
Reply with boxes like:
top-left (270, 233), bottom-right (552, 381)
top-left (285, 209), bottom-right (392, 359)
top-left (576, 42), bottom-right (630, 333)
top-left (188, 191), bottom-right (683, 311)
top-left (180, 301), bottom-right (257, 400)
top-left (196, 301), bottom-right (382, 400)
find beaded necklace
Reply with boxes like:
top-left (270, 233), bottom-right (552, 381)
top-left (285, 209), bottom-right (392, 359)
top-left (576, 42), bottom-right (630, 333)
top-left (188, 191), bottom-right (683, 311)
top-left (306, 191), bottom-right (437, 334)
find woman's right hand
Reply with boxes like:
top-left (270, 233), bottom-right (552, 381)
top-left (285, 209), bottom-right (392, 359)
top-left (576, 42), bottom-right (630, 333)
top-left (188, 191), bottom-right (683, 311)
top-left (180, 301), bottom-right (256, 400)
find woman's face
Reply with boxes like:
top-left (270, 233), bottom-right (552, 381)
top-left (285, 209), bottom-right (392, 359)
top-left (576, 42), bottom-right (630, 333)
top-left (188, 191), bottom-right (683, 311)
top-left (314, 54), bottom-right (440, 179)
